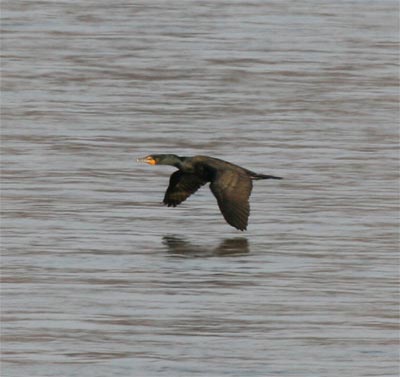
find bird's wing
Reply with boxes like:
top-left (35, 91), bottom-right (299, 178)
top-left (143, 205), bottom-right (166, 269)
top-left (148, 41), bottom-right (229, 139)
top-left (163, 171), bottom-right (207, 207)
top-left (210, 170), bottom-right (253, 231)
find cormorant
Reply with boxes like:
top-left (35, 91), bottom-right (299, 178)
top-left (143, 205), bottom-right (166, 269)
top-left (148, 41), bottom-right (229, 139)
top-left (137, 154), bottom-right (282, 231)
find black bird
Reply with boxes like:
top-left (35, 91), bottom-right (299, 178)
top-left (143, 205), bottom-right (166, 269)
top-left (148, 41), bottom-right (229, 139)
top-left (137, 154), bottom-right (282, 231)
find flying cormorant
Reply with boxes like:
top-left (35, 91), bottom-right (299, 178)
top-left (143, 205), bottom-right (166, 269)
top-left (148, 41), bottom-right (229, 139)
top-left (138, 154), bottom-right (282, 230)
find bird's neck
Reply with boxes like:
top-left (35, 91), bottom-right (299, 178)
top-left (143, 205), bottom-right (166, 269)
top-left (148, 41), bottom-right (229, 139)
top-left (159, 154), bottom-right (186, 169)
top-left (173, 156), bottom-right (186, 169)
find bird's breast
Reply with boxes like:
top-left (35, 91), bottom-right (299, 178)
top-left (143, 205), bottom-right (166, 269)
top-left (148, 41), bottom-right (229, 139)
top-left (196, 165), bottom-right (216, 182)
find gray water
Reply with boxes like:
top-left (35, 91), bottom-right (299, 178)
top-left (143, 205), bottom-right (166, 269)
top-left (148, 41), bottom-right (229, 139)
top-left (1, 1), bottom-right (399, 376)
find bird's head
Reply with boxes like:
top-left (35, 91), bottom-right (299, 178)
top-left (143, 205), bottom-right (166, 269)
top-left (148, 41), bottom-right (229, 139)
top-left (137, 154), bottom-right (182, 166)
top-left (137, 155), bottom-right (158, 165)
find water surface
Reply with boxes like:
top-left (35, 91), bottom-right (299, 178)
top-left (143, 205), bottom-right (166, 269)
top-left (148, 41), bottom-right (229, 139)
top-left (1, 1), bottom-right (399, 376)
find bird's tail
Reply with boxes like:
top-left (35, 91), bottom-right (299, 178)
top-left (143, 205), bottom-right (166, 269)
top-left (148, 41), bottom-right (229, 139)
top-left (252, 173), bottom-right (282, 180)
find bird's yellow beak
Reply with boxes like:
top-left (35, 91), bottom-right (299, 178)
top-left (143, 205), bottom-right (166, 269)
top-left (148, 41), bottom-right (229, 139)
top-left (137, 156), bottom-right (157, 165)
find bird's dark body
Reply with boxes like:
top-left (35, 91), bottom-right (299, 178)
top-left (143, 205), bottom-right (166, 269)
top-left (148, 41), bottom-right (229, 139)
top-left (139, 154), bottom-right (282, 231)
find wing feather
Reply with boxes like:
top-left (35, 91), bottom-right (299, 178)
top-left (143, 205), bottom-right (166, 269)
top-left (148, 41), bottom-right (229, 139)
top-left (210, 170), bottom-right (252, 230)
top-left (163, 171), bottom-right (206, 207)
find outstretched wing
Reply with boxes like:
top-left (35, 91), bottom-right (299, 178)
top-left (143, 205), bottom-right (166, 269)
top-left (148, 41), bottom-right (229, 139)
top-left (163, 171), bottom-right (207, 207)
top-left (210, 170), bottom-right (253, 231)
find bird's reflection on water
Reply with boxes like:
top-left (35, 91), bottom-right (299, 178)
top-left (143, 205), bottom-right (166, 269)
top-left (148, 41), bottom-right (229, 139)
top-left (162, 235), bottom-right (250, 257)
